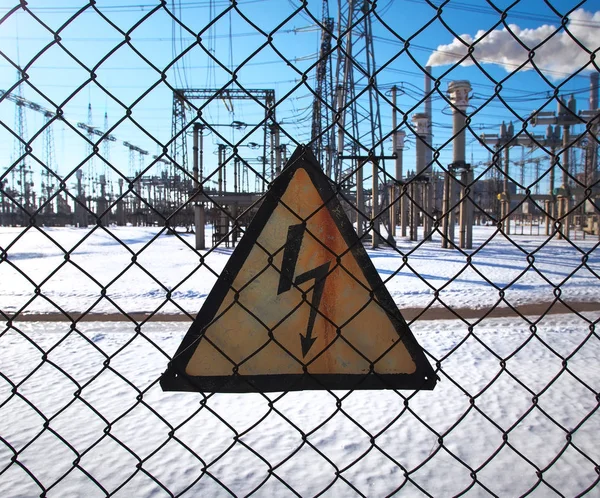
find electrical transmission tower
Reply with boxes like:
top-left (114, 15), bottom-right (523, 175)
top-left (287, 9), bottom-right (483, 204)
top-left (86, 104), bottom-right (95, 195)
top-left (333, 0), bottom-right (386, 178)
top-left (310, 1), bottom-right (335, 174)
top-left (123, 141), bottom-right (149, 175)
top-left (76, 109), bottom-right (117, 199)
top-left (309, 0), bottom-right (387, 243)
top-left (1, 87), bottom-right (60, 214)
top-left (76, 114), bottom-right (117, 151)
top-left (14, 85), bottom-right (31, 211)
top-left (171, 90), bottom-right (188, 180)
top-left (103, 112), bottom-right (111, 161)
top-left (41, 109), bottom-right (55, 213)
top-left (6, 85), bottom-right (33, 212)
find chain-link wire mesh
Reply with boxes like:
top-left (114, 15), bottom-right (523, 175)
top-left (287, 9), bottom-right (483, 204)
top-left (1, 0), bottom-right (599, 495)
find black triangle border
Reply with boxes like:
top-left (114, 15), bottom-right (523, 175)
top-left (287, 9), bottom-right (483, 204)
top-left (160, 146), bottom-right (437, 393)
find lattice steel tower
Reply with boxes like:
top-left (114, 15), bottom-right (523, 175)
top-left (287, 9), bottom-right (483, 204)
top-left (310, 1), bottom-right (335, 174)
top-left (332, 0), bottom-right (385, 182)
top-left (12, 82), bottom-right (33, 211)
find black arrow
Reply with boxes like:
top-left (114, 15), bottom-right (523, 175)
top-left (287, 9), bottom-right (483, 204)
top-left (294, 261), bottom-right (331, 357)
top-left (277, 223), bottom-right (331, 358)
top-left (277, 223), bottom-right (305, 295)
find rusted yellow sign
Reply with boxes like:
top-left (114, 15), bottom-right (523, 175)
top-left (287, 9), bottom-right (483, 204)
top-left (161, 147), bottom-right (436, 392)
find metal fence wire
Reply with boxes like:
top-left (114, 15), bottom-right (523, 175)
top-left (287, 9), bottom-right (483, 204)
top-left (1, 0), bottom-right (599, 496)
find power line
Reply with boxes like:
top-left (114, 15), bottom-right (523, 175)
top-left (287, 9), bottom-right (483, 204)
top-left (0, 0), bottom-right (268, 14)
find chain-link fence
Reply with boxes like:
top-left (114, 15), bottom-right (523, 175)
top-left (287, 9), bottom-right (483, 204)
top-left (1, 0), bottom-right (599, 496)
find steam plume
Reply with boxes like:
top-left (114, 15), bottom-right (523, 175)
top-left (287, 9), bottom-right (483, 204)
top-left (426, 8), bottom-right (600, 77)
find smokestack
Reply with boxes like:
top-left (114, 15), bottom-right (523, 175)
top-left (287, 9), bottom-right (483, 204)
top-left (424, 66), bottom-right (433, 168)
top-left (567, 94), bottom-right (576, 113)
top-left (412, 113), bottom-right (428, 174)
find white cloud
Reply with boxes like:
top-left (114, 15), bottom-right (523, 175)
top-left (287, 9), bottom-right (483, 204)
top-left (426, 9), bottom-right (600, 77)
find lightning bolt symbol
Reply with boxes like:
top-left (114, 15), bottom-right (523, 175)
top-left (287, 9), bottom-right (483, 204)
top-left (278, 223), bottom-right (331, 357)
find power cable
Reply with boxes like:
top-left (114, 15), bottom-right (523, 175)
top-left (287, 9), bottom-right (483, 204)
top-left (0, 0), bottom-right (268, 13)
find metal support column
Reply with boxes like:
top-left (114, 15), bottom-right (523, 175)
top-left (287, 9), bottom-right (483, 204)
top-left (193, 124), bottom-right (205, 250)
top-left (372, 160), bottom-right (379, 249)
top-left (357, 160), bottom-right (364, 238)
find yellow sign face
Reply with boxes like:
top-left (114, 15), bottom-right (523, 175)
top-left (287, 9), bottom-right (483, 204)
top-left (161, 147), bottom-right (436, 392)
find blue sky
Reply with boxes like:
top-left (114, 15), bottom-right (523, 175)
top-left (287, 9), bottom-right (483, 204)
top-left (1, 0), bottom-right (599, 199)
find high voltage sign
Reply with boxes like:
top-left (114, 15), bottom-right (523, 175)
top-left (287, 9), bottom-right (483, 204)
top-left (161, 147), bottom-right (436, 393)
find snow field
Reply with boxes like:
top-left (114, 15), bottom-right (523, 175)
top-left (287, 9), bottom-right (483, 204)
top-left (1, 225), bottom-right (599, 496)
top-left (1, 316), bottom-right (598, 497)
top-left (1, 225), bottom-right (599, 316)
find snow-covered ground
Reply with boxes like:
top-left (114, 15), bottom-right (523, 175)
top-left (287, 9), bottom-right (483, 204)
top-left (1, 317), bottom-right (598, 496)
top-left (1, 225), bottom-right (599, 316)
top-left (1, 225), bottom-right (599, 496)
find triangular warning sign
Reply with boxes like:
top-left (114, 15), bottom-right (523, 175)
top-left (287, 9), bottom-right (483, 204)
top-left (161, 146), bottom-right (436, 392)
